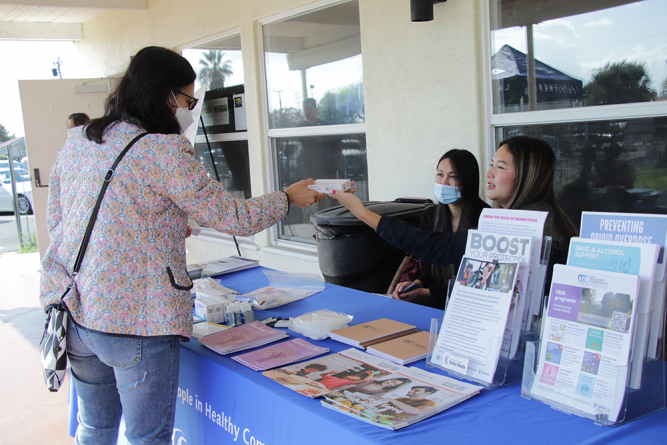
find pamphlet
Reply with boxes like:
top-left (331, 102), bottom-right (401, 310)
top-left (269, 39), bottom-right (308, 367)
top-left (432, 256), bottom-right (520, 383)
top-left (329, 319), bottom-right (417, 349)
top-left (201, 96), bottom-right (229, 126)
top-left (321, 365), bottom-right (481, 430)
top-left (199, 321), bottom-right (288, 355)
top-left (530, 265), bottom-right (640, 422)
top-left (579, 211), bottom-right (667, 360)
top-left (478, 208), bottom-right (548, 329)
top-left (263, 348), bottom-right (406, 398)
top-left (233, 93), bottom-right (247, 131)
top-left (365, 331), bottom-right (431, 365)
top-left (462, 229), bottom-right (533, 359)
top-left (231, 338), bottom-right (329, 371)
top-left (188, 256), bottom-right (259, 277)
top-left (192, 322), bottom-right (230, 340)
top-left (567, 237), bottom-right (658, 389)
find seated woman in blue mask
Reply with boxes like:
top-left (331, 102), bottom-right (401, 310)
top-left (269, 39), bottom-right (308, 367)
top-left (392, 149), bottom-right (488, 309)
top-left (330, 136), bottom-right (578, 295)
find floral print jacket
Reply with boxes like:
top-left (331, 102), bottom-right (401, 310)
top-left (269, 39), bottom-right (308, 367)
top-left (40, 122), bottom-right (288, 338)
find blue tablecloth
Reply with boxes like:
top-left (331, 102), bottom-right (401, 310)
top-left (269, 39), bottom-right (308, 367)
top-left (68, 266), bottom-right (667, 444)
top-left (173, 267), bottom-right (667, 445)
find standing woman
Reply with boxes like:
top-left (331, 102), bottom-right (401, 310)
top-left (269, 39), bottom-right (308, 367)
top-left (40, 46), bottom-right (323, 445)
top-left (392, 149), bottom-right (489, 308)
top-left (329, 136), bottom-right (577, 287)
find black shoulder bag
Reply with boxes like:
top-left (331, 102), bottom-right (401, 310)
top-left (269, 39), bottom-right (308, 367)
top-left (41, 132), bottom-right (148, 392)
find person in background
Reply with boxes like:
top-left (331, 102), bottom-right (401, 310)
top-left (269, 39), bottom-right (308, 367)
top-left (40, 46), bottom-right (324, 445)
top-left (298, 98), bottom-right (327, 126)
top-left (391, 149), bottom-right (489, 309)
top-left (67, 112), bottom-right (90, 129)
top-left (329, 136), bottom-right (578, 294)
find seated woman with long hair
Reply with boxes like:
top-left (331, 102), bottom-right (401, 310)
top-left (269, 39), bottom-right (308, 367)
top-left (394, 149), bottom-right (488, 309)
top-left (330, 136), bottom-right (578, 291)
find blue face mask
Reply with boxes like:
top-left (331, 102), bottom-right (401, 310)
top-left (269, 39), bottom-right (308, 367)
top-left (433, 183), bottom-right (462, 204)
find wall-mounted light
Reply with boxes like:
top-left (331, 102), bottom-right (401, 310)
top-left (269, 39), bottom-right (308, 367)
top-left (411, 0), bottom-right (447, 23)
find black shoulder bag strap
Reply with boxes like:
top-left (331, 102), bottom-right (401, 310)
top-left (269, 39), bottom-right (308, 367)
top-left (53, 132), bottom-right (149, 306)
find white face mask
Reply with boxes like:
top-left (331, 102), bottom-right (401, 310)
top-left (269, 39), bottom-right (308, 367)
top-left (172, 92), bottom-right (194, 133)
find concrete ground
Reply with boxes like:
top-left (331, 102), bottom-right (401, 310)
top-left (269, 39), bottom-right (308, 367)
top-left (0, 251), bottom-right (71, 444)
top-left (0, 213), bottom-right (36, 254)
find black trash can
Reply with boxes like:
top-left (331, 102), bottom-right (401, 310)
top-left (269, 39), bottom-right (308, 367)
top-left (310, 201), bottom-right (433, 294)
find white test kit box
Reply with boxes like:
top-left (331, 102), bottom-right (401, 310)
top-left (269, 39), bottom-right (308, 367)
top-left (194, 297), bottom-right (227, 324)
top-left (307, 179), bottom-right (351, 193)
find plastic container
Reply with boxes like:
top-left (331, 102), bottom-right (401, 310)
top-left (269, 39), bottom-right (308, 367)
top-left (310, 200), bottom-right (432, 293)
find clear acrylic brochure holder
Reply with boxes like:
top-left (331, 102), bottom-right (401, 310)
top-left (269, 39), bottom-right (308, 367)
top-left (426, 236), bottom-right (552, 388)
top-left (521, 309), bottom-right (665, 425)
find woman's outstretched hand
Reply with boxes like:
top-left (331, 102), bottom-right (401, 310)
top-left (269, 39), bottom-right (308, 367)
top-left (284, 179), bottom-right (326, 209)
top-left (327, 185), bottom-right (381, 230)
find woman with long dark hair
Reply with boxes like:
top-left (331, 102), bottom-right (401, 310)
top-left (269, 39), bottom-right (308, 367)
top-left (392, 149), bottom-right (488, 309)
top-left (40, 46), bottom-right (323, 444)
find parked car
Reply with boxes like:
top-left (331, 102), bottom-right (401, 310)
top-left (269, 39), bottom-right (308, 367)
top-left (0, 169), bottom-right (33, 215)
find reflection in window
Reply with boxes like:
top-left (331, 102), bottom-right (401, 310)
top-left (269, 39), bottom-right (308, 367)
top-left (490, 0), bottom-right (666, 113)
top-left (495, 117), bottom-right (667, 228)
top-left (275, 134), bottom-right (369, 243)
top-left (183, 35), bottom-right (244, 92)
top-left (263, 0), bottom-right (364, 129)
top-left (193, 140), bottom-right (251, 200)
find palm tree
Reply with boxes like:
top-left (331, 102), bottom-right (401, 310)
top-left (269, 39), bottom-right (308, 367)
top-left (198, 50), bottom-right (233, 90)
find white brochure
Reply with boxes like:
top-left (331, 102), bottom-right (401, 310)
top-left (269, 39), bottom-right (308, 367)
top-left (530, 265), bottom-right (640, 423)
top-left (201, 97), bottom-right (230, 126)
top-left (462, 230), bottom-right (533, 359)
top-left (579, 211), bottom-right (667, 360)
top-left (433, 254), bottom-right (520, 384)
top-left (478, 209), bottom-right (548, 329)
top-left (567, 237), bottom-right (658, 389)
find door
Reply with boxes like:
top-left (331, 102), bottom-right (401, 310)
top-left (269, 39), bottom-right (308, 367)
top-left (19, 79), bottom-right (111, 259)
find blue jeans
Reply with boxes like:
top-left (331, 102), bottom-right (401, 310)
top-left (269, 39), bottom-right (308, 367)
top-left (67, 318), bottom-right (180, 445)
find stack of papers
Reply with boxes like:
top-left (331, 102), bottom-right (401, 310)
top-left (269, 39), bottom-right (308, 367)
top-left (329, 319), bottom-right (418, 349)
top-left (231, 338), bottom-right (329, 371)
top-left (321, 365), bottom-right (481, 430)
top-left (199, 321), bottom-right (288, 355)
top-left (366, 331), bottom-right (431, 365)
top-left (188, 256), bottom-right (259, 277)
top-left (529, 265), bottom-right (640, 423)
top-left (192, 322), bottom-right (230, 339)
top-left (263, 348), bottom-right (406, 398)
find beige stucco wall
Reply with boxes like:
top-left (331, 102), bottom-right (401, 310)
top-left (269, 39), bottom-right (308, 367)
top-left (361, 0), bottom-right (486, 200)
top-left (72, 0), bottom-right (486, 275)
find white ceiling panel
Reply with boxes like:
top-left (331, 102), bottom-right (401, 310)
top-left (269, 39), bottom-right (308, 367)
top-left (0, 1), bottom-right (145, 39)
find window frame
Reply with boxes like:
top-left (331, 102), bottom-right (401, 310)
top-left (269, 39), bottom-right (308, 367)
top-left (481, 0), bottom-right (667, 161)
top-left (258, 0), bottom-right (367, 248)
top-left (178, 30), bottom-right (253, 245)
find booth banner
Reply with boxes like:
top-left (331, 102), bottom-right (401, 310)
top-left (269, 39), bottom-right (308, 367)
top-left (174, 346), bottom-right (384, 445)
top-left (175, 348), bottom-right (272, 445)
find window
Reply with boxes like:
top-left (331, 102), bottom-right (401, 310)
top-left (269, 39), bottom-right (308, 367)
top-left (490, 0), bottom-right (666, 114)
top-left (487, 0), bottom-right (667, 224)
top-left (183, 34), bottom-right (251, 203)
top-left (262, 0), bottom-right (368, 243)
top-left (496, 117), bottom-right (667, 227)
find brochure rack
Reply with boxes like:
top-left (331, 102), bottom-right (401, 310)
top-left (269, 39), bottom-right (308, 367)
top-left (521, 313), bottom-right (665, 426)
top-left (426, 312), bottom-right (518, 389)
top-left (522, 237), bottom-right (553, 339)
top-left (425, 237), bottom-right (552, 389)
